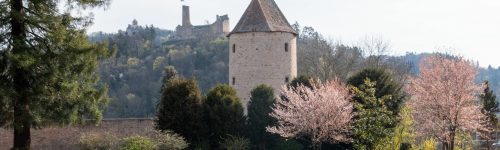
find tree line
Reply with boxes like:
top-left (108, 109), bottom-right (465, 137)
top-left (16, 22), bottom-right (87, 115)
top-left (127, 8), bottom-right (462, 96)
top-left (155, 55), bottom-right (498, 150)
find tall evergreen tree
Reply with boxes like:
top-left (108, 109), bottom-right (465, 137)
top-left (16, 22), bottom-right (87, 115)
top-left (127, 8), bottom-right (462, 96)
top-left (155, 77), bottom-right (205, 143)
top-left (347, 68), bottom-right (405, 115)
top-left (481, 80), bottom-right (499, 149)
top-left (204, 84), bottom-right (246, 149)
top-left (0, 1), bottom-right (111, 149)
top-left (351, 79), bottom-right (396, 150)
top-left (481, 81), bottom-right (499, 126)
top-left (347, 68), bottom-right (404, 149)
top-left (248, 84), bottom-right (279, 150)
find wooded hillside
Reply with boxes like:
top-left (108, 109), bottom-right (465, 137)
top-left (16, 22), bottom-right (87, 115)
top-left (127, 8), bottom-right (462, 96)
top-left (91, 21), bottom-right (500, 118)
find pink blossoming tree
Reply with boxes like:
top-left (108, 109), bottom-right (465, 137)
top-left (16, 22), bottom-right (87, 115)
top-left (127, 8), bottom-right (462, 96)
top-left (266, 80), bottom-right (354, 150)
top-left (406, 55), bottom-right (489, 150)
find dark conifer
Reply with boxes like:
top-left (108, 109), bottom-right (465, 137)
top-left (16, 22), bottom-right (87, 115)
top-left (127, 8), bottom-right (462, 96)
top-left (0, 1), bottom-right (111, 149)
top-left (248, 84), bottom-right (279, 149)
top-left (204, 84), bottom-right (246, 148)
top-left (156, 77), bottom-right (205, 143)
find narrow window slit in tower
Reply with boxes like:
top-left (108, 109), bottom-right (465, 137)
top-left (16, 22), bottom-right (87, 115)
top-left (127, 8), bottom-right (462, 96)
top-left (285, 43), bottom-right (289, 52)
top-left (232, 77), bottom-right (236, 85)
top-left (285, 77), bottom-right (289, 83)
top-left (233, 44), bottom-right (236, 53)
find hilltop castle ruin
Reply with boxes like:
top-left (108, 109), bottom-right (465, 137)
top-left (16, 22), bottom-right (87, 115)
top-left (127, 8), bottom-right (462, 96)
top-left (174, 5), bottom-right (230, 39)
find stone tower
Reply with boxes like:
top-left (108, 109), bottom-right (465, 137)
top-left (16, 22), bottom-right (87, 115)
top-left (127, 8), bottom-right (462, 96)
top-left (228, 0), bottom-right (297, 109)
top-left (182, 5), bottom-right (192, 27)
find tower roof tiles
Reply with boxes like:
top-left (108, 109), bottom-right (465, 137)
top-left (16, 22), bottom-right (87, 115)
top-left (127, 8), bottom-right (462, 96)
top-left (229, 0), bottom-right (296, 35)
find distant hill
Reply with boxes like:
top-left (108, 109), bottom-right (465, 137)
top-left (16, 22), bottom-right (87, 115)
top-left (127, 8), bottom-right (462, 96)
top-left (89, 21), bottom-right (499, 118)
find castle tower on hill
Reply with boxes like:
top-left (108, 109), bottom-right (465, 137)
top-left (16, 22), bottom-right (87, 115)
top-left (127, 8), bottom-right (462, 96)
top-left (228, 0), bottom-right (297, 110)
top-left (174, 5), bottom-right (230, 39)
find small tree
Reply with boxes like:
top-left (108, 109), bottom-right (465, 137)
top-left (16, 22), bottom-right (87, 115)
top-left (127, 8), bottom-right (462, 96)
top-left (480, 80), bottom-right (499, 150)
top-left (248, 84), bottom-right (279, 149)
top-left (351, 79), bottom-right (396, 150)
top-left (205, 84), bottom-right (246, 148)
top-left (155, 77), bottom-right (205, 143)
top-left (406, 55), bottom-right (489, 150)
top-left (267, 80), bottom-right (354, 150)
top-left (374, 106), bottom-right (416, 150)
top-left (347, 68), bottom-right (405, 116)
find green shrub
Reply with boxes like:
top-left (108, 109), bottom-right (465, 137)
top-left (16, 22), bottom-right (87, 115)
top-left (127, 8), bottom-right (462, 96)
top-left (219, 135), bottom-right (250, 150)
top-left (153, 131), bottom-right (189, 150)
top-left (78, 132), bottom-right (118, 150)
top-left (274, 139), bottom-right (304, 150)
top-left (419, 138), bottom-right (437, 150)
top-left (120, 136), bottom-right (155, 150)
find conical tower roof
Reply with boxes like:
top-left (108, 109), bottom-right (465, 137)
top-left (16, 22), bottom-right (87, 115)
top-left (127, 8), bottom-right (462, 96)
top-left (229, 0), bottom-right (296, 35)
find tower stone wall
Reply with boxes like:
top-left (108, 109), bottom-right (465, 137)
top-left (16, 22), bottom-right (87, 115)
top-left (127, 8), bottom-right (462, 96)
top-left (229, 32), bottom-right (297, 109)
top-left (228, 0), bottom-right (297, 111)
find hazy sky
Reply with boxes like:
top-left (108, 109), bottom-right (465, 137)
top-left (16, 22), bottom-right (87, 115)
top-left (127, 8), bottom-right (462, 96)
top-left (88, 0), bottom-right (500, 67)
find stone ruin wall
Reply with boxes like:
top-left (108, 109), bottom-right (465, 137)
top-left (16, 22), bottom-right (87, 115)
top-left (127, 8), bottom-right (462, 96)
top-left (174, 5), bottom-right (229, 40)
